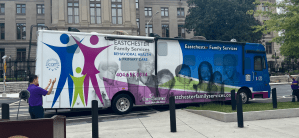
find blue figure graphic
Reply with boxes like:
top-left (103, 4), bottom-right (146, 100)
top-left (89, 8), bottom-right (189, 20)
top-left (43, 34), bottom-right (84, 108)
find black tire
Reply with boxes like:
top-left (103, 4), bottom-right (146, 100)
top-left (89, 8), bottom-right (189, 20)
top-left (238, 89), bottom-right (249, 104)
top-left (112, 94), bottom-right (133, 114)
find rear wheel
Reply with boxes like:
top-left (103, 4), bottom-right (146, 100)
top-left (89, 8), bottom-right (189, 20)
top-left (112, 94), bottom-right (133, 114)
top-left (238, 90), bottom-right (249, 104)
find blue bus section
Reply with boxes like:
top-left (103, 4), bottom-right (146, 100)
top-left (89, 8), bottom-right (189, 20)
top-left (178, 40), bottom-right (270, 98)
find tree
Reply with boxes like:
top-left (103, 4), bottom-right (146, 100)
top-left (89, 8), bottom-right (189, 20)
top-left (248, 0), bottom-right (299, 58)
top-left (185, 0), bottom-right (263, 43)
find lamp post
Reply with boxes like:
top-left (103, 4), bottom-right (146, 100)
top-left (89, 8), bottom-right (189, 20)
top-left (2, 55), bottom-right (7, 97)
top-left (146, 11), bottom-right (159, 37)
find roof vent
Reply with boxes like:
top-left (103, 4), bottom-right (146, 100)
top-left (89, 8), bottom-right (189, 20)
top-left (190, 36), bottom-right (206, 40)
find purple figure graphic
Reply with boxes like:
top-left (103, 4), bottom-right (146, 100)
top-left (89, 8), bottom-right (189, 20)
top-left (71, 35), bottom-right (112, 106)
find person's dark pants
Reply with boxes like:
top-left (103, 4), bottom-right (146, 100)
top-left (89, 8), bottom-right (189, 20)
top-left (292, 89), bottom-right (299, 102)
top-left (29, 106), bottom-right (44, 119)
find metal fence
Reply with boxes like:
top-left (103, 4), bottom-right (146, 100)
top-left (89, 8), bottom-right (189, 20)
top-left (0, 59), bottom-right (36, 82)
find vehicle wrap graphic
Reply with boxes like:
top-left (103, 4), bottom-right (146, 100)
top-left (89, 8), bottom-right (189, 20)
top-left (39, 32), bottom-right (270, 109)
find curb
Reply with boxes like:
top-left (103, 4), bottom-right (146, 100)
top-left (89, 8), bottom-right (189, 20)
top-left (269, 82), bottom-right (291, 85)
top-left (184, 108), bottom-right (299, 122)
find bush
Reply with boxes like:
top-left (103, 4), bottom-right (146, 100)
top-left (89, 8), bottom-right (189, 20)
top-left (271, 54), bottom-right (279, 59)
top-left (288, 70), bottom-right (299, 75)
top-left (0, 78), bottom-right (27, 82)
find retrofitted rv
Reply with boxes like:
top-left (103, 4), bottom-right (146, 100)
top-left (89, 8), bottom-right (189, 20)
top-left (36, 30), bottom-right (270, 114)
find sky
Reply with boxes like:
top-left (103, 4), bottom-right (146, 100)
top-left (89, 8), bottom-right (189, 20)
top-left (276, 0), bottom-right (283, 14)
top-left (276, 0), bottom-right (284, 36)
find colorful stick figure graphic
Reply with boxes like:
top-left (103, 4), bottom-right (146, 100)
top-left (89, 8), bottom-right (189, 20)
top-left (43, 34), bottom-right (84, 108)
top-left (70, 67), bottom-right (86, 108)
top-left (71, 35), bottom-right (112, 106)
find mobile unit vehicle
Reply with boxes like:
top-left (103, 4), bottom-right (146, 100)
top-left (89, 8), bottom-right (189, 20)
top-left (36, 30), bottom-right (270, 114)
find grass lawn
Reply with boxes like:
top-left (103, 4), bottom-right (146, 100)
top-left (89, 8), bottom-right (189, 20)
top-left (186, 102), bottom-right (299, 113)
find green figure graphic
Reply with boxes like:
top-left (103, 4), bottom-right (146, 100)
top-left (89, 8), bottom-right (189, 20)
top-left (70, 67), bottom-right (86, 107)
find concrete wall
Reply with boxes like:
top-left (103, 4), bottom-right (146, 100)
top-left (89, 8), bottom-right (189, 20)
top-left (0, 81), bottom-right (28, 93)
top-left (270, 75), bottom-right (298, 83)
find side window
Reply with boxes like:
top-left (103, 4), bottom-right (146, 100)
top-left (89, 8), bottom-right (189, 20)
top-left (184, 55), bottom-right (195, 66)
top-left (254, 56), bottom-right (263, 71)
top-left (214, 54), bottom-right (238, 66)
top-left (121, 58), bottom-right (139, 71)
top-left (158, 42), bottom-right (167, 56)
top-left (245, 57), bottom-right (251, 69)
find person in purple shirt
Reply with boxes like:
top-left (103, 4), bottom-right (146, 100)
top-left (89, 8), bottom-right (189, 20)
top-left (289, 74), bottom-right (299, 101)
top-left (27, 75), bottom-right (56, 119)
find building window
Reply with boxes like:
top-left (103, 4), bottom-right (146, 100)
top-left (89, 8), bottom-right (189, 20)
top-left (136, 18), bottom-right (140, 35)
top-left (16, 23), bottom-right (26, 40)
top-left (162, 24), bottom-right (169, 37)
top-left (90, 0), bottom-right (101, 24)
top-left (37, 4), bottom-right (44, 14)
top-left (262, 3), bottom-right (268, 11)
top-left (145, 7), bottom-right (152, 16)
top-left (268, 61), bottom-right (274, 69)
top-left (0, 23), bottom-right (4, 40)
top-left (136, 0), bottom-right (139, 9)
top-left (0, 4), bottom-right (4, 14)
top-left (177, 8), bottom-right (184, 17)
top-left (0, 49), bottom-right (4, 63)
top-left (266, 42), bottom-right (272, 54)
top-left (161, 7), bottom-right (168, 17)
top-left (37, 24), bottom-right (46, 30)
top-left (111, 0), bottom-right (122, 24)
top-left (263, 20), bottom-right (270, 35)
top-left (16, 4), bottom-right (26, 14)
top-left (265, 27), bottom-right (271, 35)
top-left (178, 25), bottom-right (185, 38)
top-left (17, 49), bottom-right (26, 61)
top-left (68, 0), bottom-right (79, 24)
top-left (145, 24), bottom-right (152, 34)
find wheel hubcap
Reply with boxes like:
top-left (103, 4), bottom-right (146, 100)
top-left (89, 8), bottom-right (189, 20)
top-left (240, 92), bottom-right (247, 103)
top-left (116, 98), bottom-right (130, 112)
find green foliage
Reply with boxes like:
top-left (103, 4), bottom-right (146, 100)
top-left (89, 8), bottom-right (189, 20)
top-left (272, 54), bottom-right (280, 59)
top-left (186, 102), bottom-right (299, 113)
top-left (248, 0), bottom-right (299, 58)
top-left (0, 78), bottom-right (27, 82)
top-left (288, 70), bottom-right (299, 75)
top-left (185, 0), bottom-right (263, 42)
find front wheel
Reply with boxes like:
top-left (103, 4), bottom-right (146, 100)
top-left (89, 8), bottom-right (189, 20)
top-left (238, 90), bottom-right (249, 104)
top-left (112, 94), bottom-right (133, 114)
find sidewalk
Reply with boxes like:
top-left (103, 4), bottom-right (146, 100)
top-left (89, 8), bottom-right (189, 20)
top-left (0, 99), bottom-right (32, 121)
top-left (66, 109), bottom-right (298, 138)
top-left (269, 82), bottom-right (291, 85)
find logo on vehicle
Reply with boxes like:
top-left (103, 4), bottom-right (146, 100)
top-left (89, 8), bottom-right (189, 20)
top-left (258, 76), bottom-right (262, 81)
top-left (46, 58), bottom-right (60, 71)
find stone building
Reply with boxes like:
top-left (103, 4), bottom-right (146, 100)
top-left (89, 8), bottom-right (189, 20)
top-left (136, 0), bottom-right (194, 38)
top-left (255, 0), bottom-right (283, 71)
top-left (0, 0), bottom-right (281, 76)
top-left (0, 0), bottom-right (194, 62)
